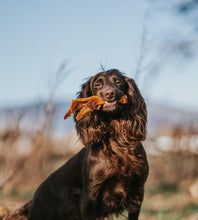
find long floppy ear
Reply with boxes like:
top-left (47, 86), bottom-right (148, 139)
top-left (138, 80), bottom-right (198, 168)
top-left (78, 79), bottom-right (92, 98)
top-left (74, 77), bottom-right (105, 146)
top-left (125, 78), bottom-right (147, 141)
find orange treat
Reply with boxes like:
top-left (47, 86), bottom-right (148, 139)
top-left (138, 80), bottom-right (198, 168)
top-left (76, 106), bottom-right (92, 121)
top-left (64, 96), bottom-right (106, 120)
top-left (118, 95), bottom-right (128, 104)
top-left (64, 95), bottom-right (128, 121)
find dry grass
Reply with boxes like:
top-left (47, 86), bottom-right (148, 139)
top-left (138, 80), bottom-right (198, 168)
top-left (0, 110), bottom-right (198, 219)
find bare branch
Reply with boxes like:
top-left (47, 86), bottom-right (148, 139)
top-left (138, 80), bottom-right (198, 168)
top-left (99, 62), bottom-right (108, 72)
top-left (134, 14), bottom-right (149, 82)
top-left (47, 59), bottom-right (72, 102)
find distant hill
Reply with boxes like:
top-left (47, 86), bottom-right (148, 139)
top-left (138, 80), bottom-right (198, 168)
top-left (147, 103), bottom-right (198, 136)
top-left (1, 101), bottom-right (198, 138)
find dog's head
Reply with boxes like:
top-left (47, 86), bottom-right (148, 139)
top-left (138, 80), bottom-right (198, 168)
top-left (90, 70), bottom-right (128, 112)
top-left (75, 69), bottom-right (147, 146)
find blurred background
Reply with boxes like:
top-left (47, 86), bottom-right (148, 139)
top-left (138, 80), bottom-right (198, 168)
top-left (0, 0), bottom-right (198, 219)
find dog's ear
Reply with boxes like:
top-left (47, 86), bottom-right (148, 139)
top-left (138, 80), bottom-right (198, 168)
top-left (125, 77), bottom-right (147, 141)
top-left (75, 74), bottom-right (105, 146)
top-left (124, 78), bottom-right (144, 113)
top-left (75, 77), bottom-right (97, 146)
top-left (78, 79), bottom-right (92, 98)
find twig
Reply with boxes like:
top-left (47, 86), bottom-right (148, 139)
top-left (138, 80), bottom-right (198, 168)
top-left (134, 14), bottom-right (148, 82)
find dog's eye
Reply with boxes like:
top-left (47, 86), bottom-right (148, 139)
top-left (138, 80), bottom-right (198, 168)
top-left (94, 81), bottom-right (103, 89)
top-left (115, 80), bottom-right (122, 86)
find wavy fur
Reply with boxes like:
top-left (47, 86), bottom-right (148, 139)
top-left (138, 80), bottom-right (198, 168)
top-left (75, 70), bottom-right (147, 147)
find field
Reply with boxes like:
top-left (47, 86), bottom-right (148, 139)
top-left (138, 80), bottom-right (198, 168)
top-left (0, 106), bottom-right (198, 220)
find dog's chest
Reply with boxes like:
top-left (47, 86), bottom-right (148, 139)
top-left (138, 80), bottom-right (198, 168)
top-left (87, 142), bottom-right (145, 215)
top-left (93, 174), bottom-right (129, 216)
top-left (88, 151), bottom-right (133, 214)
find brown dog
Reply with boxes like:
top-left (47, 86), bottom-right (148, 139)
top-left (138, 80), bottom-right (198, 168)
top-left (4, 69), bottom-right (149, 220)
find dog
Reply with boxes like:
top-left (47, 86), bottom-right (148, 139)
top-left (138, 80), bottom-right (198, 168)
top-left (4, 69), bottom-right (149, 220)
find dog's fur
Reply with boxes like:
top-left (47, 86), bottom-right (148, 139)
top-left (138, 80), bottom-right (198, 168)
top-left (4, 69), bottom-right (149, 220)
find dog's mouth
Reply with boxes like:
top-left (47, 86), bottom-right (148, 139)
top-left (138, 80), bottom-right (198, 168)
top-left (103, 101), bottom-right (117, 111)
top-left (102, 95), bottom-right (128, 112)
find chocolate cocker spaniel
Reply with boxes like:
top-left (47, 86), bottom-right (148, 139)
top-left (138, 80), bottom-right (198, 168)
top-left (5, 69), bottom-right (149, 220)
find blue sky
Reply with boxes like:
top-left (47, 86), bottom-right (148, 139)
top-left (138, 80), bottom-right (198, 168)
top-left (0, 0), bottom-right (198, 110)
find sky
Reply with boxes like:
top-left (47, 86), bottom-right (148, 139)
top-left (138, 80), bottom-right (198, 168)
top-left (0, 0), bottom-right (198, 111)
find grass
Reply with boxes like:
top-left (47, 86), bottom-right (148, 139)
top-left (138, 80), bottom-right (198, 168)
top-left (157, 203), bottom-right (198, 220)
top-left (109, 198), bottom-right (198, 219)
top-left (112, 212), bottom-right (127, 220)
top-left (0, 189), bottom-right (34, 202)
top-left (147, 182), bottom-right (182, 196)
top-left (1, 132), bottom-right (198, 220)
top-left (109, 203), bottom-right (198, 219)
top-left (142, 201), bottom-right (198, 220)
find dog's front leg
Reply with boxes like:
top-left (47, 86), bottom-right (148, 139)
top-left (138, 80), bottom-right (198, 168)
top-left (80, 196), bottom-right (97, 220)
top-left (128, 212), bottom-right (140, 220)
top-left (127, 186), bottom-right (144, 220)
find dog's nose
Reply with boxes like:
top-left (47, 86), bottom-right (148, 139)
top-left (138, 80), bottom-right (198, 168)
top-left (104, 89), bottom-right (115, 100)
